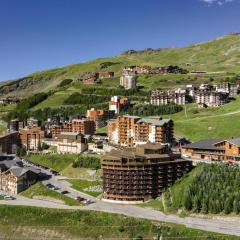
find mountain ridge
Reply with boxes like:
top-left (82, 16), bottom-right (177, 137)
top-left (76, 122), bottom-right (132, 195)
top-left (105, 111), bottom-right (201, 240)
top-left (1, 34), bottom-right (240, 97)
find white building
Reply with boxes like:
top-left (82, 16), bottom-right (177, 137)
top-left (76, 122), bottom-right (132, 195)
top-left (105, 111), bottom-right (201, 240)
top-left (120, 74), bottom-right (137, 89)
top-left (57, 132), bottom-right (87, 154)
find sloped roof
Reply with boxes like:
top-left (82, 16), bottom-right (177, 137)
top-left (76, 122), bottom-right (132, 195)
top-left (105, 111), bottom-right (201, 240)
top-left (215, 138), bottom-right (240, 147)
top-left (182, 139), bottom-right (223, 150)
top-left (9, 166), bottom-right (28, 177)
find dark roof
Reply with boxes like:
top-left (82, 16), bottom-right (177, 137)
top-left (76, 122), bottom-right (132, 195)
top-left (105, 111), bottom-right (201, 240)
top-left (182, 139), bottom-right (223, 150)
top-left (9, 166), bottom-right (28, 177)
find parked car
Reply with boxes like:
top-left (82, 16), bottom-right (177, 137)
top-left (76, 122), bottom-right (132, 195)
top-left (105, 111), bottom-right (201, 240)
top-left (75, 196), bottom-right (85, 201)
top-left (61, 190), bottom-right (69, 194)
top-left (83, 199), bottom-right (94, 205)
top-left (46, 183), bottom-right (55, 189)
top-left (4, 195), bottom-right (15, 200)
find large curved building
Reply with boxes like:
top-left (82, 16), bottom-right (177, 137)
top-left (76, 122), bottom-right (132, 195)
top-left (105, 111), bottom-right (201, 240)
top-left (102, 144), bottom-right (192, 203)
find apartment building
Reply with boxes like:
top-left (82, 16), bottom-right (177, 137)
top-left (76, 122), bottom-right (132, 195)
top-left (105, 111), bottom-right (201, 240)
top-left (195, 90), bottom-right (229, 108)
top-left (0, 132), bottom-right (20, 155)
top-left (0, 159), bottom-right (38, 194)
top-left (108, 115), bottom-right (174, 147)
top-left (86, 108), bottom-right (115, 128)
top-left (98, 71), bottom-right (114, 79)
top-left (109, 96), bottom-right (131, 114)
top-left (182, 138), bottom-right (240, 162)
top-left (56, 132), bottom-right (87, 154)
top-left (120, 74), bottom-right (137, 90)
top-left (216, 82), bottom-right (238, 96)
top-left (72, 119), bottom-right (95, 135)
top-left (102, 143), bottom-right (192, 203)
top-left (122, 66), bottom-right (151, 75)
top-left (151, 90), bottom-right (186, 105)
top-left (19, 127), bottom-right (45, 151)
top-left (49, 119), bottom-right (95, 137)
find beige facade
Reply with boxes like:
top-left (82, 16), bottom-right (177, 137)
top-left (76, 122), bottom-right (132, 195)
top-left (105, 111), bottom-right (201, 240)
top-left (57, 132), bottom-right (87, 154)
top-left (108, 115), bottom-right (174, 147)
top-left (0, 164), bottom-right (38, 194)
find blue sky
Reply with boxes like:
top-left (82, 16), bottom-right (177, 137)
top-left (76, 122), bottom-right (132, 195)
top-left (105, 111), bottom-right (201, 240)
top-left (0, 0), bottom-right (239, 81)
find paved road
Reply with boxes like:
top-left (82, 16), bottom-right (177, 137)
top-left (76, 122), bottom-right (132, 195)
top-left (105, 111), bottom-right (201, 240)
top-left (175, 109), bottom-right (240, 123)
top-left (1, 194), bottom-right (240, 237)
top-left (1, 159), bottom-right (240, 237)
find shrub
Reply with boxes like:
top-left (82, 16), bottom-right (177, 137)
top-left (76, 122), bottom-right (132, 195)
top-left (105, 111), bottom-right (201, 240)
top-left (72, 155), bottom-right (101, 169)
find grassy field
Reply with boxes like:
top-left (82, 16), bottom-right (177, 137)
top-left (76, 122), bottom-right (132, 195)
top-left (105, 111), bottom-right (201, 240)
top-left (62, 166), bottom-right (102, 180)
top-left (0, 205), bottom-right (238, 240)
top-left (68, 179), bottom-right (102, 197)
top-left (20, 182), bottom-right (80, 206)
top-left (161, 96), bottom-right (240, 141)
top-left (25, 154), bottom-right (78, 172)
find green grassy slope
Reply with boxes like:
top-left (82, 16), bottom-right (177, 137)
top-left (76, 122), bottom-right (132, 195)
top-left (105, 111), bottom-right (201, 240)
top-left (1, 34), bottom-right (240, 97)
top-left (0, 205), bottom-right (238, 239)
top-left (163, 96), bottom-right (240, 141)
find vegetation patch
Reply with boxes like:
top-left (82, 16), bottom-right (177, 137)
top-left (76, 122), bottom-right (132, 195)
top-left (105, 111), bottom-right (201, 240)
top-left (20, 182), bottom-right (80, 206)
top-left (123, 103), bottom-right (183, 116)
top-left (5, 92), bottom-right (50, 121)
top-left (57, 78), bottom-right (73, 88)
top-left (147, 164), bottom-right (240, 215)
top-left (181, 164), bottom-right (240, 214)
top-left (25, 154), bottom-right (78, 172)
top-left (63, 92), bottom-right (109, 105)
top-left (72, 155), bottom-right (101, 169)
top-left (68, 179), bottom-right (102, 197)
top-left (0, 205), bottom-right (238, 240)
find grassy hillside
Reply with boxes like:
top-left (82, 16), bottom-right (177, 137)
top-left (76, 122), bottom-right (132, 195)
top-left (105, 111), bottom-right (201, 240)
top-left (0, 205), bottom-right (238, 239)
top-left (1, 34), bottom-right (240, 97)
top-left (163, 95), bottom-right (240, 141)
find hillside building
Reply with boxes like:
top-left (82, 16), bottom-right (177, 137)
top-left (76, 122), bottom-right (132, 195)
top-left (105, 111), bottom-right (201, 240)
top-left (195, 90), bottom-right (229, 108)
top-left (102, 143), bottom-right (192, 203)
top-left (151, 90), bottom-right (186, 105)
top-left (98, 71), bottom-right (114, 79)
top-left (120, 74), bottom-right (137, 90)
top-left (108, 96), bottom-right (130, 114)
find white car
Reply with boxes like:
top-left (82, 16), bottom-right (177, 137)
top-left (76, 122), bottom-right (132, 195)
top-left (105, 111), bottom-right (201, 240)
top-left (4, 195), bottom-right (15, 200)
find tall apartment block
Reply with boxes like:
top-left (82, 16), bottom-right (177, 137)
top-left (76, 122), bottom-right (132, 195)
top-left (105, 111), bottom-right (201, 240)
top-left (108, 115), bottom-right (174, 147)
top-left (102, 143), bottom-right (192, 203)
top-left (120, 74), bottom-right (137, 90)
top-left (72, 119), bottom-right (96, 135)
top-left (86, 108), bottom-right (115, 128)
